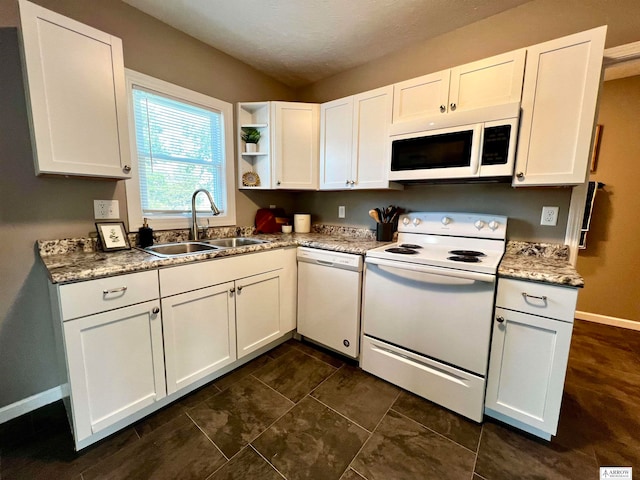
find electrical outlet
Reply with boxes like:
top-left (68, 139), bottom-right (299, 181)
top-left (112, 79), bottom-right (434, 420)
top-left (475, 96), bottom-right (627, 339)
top-left (94, 200), bottom-right (120, 219)
top-left (540, 206), bottom-right (559, 226)
top-left (269, 204), bottom-right (276, 209)
top-left (338, 206), bottom-right (346, 218)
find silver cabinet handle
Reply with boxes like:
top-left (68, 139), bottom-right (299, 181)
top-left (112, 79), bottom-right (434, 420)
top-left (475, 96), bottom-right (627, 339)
top-left (516, 172), bottom-right (525, 180)
top-left (496, 316), bottom-right (505, 323)
top-left (237, 285), bottom-right (243, 292)
top-left (103, 286), bottom-right (127, 295)
top-left (123, 165), bottom-right (131, 173)
top-left (439, 105), bottom-right (446, 113)
top-left (152, 307), bottom-right (160, 314)
top-left (229, 287), bottom-right (235, 294)
top-left (522, 292), bottom-right (547, 301)
top-left (345, 180), bottom-right (350, 186)
top-left (450, 102), bottom-right (457, 111)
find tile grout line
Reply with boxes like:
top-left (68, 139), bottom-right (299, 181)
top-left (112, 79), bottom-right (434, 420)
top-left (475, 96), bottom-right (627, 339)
top-left (388, 407), bottom-right (479, 456)
top-left (249, 444), bottom-right (289, 480)
top-left (184, 410), bottom-right (230, 463)
top-left (311, 396), bottom-right (374, 434)
top-left (341, 389), bottom-right (403, 479)
top-left (471, 424), bottom-right (485, 479)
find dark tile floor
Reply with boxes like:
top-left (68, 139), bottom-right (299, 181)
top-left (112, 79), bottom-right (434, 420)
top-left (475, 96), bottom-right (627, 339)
top-left (1, 319), bottom-right (638, 480)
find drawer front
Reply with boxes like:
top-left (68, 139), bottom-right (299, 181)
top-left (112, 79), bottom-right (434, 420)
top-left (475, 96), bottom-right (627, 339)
top-left (361, 335), bottom-right (486, 422)
top-left (59, 271), bottom-right (159, 320)
top-left (496, 278), bottom-right (578, 322)
top-left (159, 248), bottom-right (284, 297)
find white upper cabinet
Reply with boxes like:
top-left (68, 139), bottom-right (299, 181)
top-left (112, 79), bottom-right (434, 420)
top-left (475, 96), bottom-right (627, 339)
top-left (392, 70), bottom-right (451, 122)
top-left (320, 86), bottom-right (400, 190)
top-left (18, 0), bottom-right (131, 179)
top-left (514, 26), bottom-right (607, 186)
top-left (237, 101), bottom-right (319, 190)
top-left (272, 102), bottom-right (320, 190)
top-left (392, 50), bottom-right (525, 123)
top-left (319, 96), bottom-right (353, 190)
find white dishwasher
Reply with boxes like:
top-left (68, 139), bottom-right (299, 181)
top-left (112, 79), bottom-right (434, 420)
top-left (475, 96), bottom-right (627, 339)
top-left (297, 247), bottom-right (363, 358)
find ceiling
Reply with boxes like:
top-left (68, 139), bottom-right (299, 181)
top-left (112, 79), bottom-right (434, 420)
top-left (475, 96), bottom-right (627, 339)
top-left (122, 0), bottom-right (533, 88)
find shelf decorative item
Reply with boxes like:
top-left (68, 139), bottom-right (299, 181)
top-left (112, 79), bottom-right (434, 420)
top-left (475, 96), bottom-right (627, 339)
top-left (242, 171), bottom-right (261, 187)
top-left (241, 127), bottom-right (261, 153)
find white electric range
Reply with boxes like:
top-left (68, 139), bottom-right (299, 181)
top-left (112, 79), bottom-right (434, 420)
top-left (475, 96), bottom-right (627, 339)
top-left (361, 212), bottom-right (507, 422)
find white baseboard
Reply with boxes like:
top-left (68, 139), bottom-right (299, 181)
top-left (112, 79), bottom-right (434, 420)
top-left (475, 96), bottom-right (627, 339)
top-left (0, 385), bottom-right (63, 424)
top-left (575, 311), bottom-right (640, 331)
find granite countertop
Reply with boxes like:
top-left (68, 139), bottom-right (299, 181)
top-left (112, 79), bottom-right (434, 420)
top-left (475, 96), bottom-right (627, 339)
top-left (38, 225), bottom-right (390, 284)
top-left (498, 241), bottom-right (584, 288)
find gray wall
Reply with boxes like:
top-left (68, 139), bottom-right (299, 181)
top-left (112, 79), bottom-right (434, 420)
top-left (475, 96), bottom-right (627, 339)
top-left (0, 0), bottom-right (297, 410)
top-left (295, 183), bottom-right (571, 242)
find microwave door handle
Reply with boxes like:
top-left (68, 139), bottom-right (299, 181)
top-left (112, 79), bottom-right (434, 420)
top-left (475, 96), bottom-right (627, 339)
top-left (471, 124), bottom-right (483, 175)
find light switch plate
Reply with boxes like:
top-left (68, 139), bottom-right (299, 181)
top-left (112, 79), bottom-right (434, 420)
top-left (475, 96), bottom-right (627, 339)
top-left (94, 200), bottom-right (120, 219)
top-left (338, 206), bottom-right (346, 218)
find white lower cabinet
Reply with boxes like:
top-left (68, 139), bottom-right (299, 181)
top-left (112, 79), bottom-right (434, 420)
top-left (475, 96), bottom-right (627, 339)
top-left (485, 278), bottom-right (578, 439)
top-left (63, 301), bottom-right (166, 439)
top-left (236, 270), bottom-right (282, 358)
top-left (50, 247), bottom-right (297, 450)
top-left (161, 282), bottom-right (236, 395)
top-left (159, 248), bottom-right (295, 393)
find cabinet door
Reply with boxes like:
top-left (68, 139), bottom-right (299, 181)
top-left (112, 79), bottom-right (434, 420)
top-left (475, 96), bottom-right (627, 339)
top-left (236, 270), bottom-right (282, 359)
top-left (63, 301), bottom-right (165, 442)
top-left (392, 69), bottom-right (450, 123)
top-left (162, 282), bottom-right (236, 395)
top-left (18, 0), bottom-right (131, 178)
top-left (485, 307), bottom-right (573, 435)
top-left (272, 102), bottom-right (319, 189)
top-left (319, 97), bottom-right (354, 190)
top-left (513, 26), bottom-right (606, 186)
top-left (352, 86), bottom-right (393, 189)
top-left (449, 49), bottom-right (525, 112)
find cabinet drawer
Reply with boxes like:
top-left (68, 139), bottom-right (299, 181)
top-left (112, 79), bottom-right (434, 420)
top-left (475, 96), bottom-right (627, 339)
top-left (59, 271), bottom-right (158, 321)
top-left (496, 278), bottom-right (578, 322)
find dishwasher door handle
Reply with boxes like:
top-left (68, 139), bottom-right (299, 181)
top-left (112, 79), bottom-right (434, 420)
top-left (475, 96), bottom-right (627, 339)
top-left (315, 259), bottom-right (334, 267)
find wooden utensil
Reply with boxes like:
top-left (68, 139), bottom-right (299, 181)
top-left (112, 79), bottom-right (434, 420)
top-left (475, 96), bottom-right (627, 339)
top-left (369, 209), bottom-right (381, 223)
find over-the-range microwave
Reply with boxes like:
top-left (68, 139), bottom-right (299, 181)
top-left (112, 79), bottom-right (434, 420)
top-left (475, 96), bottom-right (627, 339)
top-left (388, 102), bottom-right (520, 181)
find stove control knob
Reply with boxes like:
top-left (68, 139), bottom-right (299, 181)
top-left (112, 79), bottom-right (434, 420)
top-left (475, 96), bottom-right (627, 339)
top-left (441, 216), bottom-right (451, 226)
top-left (488, 220), bottom-right (500, 231)
top-left (412, 217), bottom-right (421, 226)
top-left (474, 220), bottom-right (485, 230)
top-left (402, 217), bottom-right (410, 226)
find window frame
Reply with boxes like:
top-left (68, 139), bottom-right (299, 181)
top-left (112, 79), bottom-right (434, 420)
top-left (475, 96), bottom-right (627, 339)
top-left (124, 69), bottom-right (236, 231)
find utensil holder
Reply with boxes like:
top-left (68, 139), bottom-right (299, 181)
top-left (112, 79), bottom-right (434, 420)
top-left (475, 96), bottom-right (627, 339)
top-left (376, 222), bottom-right (394, 241)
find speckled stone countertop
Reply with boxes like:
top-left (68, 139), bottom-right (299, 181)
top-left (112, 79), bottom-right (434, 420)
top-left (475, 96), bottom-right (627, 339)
top-left (498, 241), bottom-right (584, 288)
top-left (38, 225), bottom-right (389, 284)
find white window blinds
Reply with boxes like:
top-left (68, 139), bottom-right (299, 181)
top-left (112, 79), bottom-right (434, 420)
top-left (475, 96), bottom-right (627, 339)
top-left (132, 87), bottom-right (226, 216)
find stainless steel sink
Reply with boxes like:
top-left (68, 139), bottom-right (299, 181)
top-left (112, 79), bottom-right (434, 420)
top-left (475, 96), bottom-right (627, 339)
top-left (203, 237), bottom-right (268, 248)
top-left (144, 241), bottom-right (220, 258)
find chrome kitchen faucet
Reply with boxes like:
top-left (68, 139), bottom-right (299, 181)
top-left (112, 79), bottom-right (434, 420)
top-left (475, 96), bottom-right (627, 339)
top-left (190, 189), bottom-right (220, 240)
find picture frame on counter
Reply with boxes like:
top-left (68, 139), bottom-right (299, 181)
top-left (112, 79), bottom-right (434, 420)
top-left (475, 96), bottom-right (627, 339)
top-left (96, 221), bottom-right (131, 251)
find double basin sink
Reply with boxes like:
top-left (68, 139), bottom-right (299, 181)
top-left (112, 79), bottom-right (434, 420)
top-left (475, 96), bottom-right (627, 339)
top-left (144, 237), bottom-right (268, 258)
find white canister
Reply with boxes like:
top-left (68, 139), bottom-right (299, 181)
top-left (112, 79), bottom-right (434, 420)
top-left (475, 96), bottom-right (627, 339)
top-left (293, 214), bottom-right (311, 233)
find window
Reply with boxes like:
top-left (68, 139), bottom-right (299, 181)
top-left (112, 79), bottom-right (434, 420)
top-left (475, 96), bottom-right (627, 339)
top-left (125, 70), bottom-right (235, 230)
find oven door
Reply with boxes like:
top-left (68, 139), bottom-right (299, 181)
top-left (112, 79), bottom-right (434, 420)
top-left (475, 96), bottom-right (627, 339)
top-left (362, 257), bottom-right (495, 375)
top-left (389, 123), bottom-right (482, 181)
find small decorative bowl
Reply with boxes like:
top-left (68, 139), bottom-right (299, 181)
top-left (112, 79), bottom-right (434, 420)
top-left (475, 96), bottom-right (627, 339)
top-left (282, 225), bottom-right (292, 234)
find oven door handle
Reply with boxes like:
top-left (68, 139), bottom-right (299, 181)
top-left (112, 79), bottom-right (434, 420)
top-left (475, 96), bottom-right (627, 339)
top-left (366, 257), bottom-right (495, 284)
